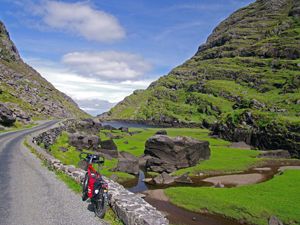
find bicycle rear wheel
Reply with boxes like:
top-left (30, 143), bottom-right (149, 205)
top-left (82, 173), bottom-right (89, 201)
top-left (93, 192), bottom-right (107, 218)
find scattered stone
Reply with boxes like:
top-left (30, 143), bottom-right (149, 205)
top-left (97, 148), bottom-right (118, 158)
top-left (0, 103), bottom-right (16, 126)
top-left (143, 178), bottom-right (153, 184)
top-left (296, 99), bottom-right (300, 105)
top-left (153, 172), bottom-right (175, 185)
top-left (59, 147), bottom-right (68, 152)
top-left (115, 151), bottom-right (139, 175)
top-left (174, 172), bottom-right (193, 184)
top-left (65, 118), bottom-right (102, 134)
top-left (119, 127), bottom-right (129, 133)
top-left (230, 141), bottom-right (251, 150)
top-left (103, 125), bottom-right (117, 130)
top-left (49, 158), bottom-right (61, 164)
top-left (135, 193), bottom-right (146, 198)
top-left (110, 174), bottom-right (118, 182)
top-left (155, 130), bottom-right (167, 135)
top-left (257, 150), bottom-right (291, 159)
top-left (250, 99), bottom-right (266, 109)
top-left (68, 133), bottom-right (100, 151)
top-left (100, 139), bottom-right (117, 150)
top-left (269, 216), bottom-right (283, 225)
top-left (67, 165), bottom-right (76, 173)
top-left (53, 163), bottom-right (62, 170)
top-left (214, 182), bottom-right (225, 188)
top-left (129, 131), bottom-right (142, 136)
top-left (145, 135), bottom-right (210, 173)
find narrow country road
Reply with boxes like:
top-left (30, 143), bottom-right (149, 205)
top-left (0, 121), bottom-right (107, 225)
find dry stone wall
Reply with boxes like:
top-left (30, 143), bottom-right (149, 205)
top-left (27, 127), bottom-right (169, 225)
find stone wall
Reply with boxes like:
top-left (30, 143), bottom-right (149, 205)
top-left (26, 128), bottom-right (169, 225)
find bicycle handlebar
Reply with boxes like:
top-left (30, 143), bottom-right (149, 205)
top-left (79, 152), bottom-right (105, 164)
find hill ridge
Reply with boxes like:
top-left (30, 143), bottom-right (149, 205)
top-left (105, 0), bottom-right (300, 155)
top-left (0, 21), bottom-right (88, 126)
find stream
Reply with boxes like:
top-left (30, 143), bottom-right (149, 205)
top-left (103, 121), bottom-right (300, 225)
top-left (121, 162), bottom-right (300, 225)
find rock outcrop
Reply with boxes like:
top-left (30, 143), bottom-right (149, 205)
top-left (68, 133), bottom-right (100, 151)
top-left (145, 135), bottom-right (210, 173)
top-left (153, 172), bottom-right (175, 185)
top-left (212, 110), bottom-right (300, 157)
top-left (0, 103), bottom-right (15, 126)
top-left (115, 152), bottom-right (139, 175)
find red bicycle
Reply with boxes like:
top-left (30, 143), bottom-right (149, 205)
top-left (79, 152), bottom-right (108, 218)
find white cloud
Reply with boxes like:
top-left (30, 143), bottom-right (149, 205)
top-left (62, 51), bottom-right (152, 81)
top-left (36, 1), bottom-right (125, 42)
top-left (26, 58), bottom-right (155, 104)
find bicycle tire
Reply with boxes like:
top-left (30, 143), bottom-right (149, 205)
top-left (82, 173), bottom-right (89, 201)
top-left (93, 191), bottom-right (107, 218)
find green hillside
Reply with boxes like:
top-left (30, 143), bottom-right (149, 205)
top-left (106, 0), bottom-right (300, 155)
top-left (0, 21), bottom-right (88, 126)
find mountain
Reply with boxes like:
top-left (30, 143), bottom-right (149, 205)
top-left (75, 99), bottom-right (116, 116)
top-left (105, 0), bottom-right (300, 155)
top-left (0, 21), bottom-right (88, 126)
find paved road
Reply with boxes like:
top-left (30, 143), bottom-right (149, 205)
top-left (0, 121), bottom-right (107, 225)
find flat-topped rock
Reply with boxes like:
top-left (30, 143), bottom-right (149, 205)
top-left (145, 135), bottom-right (210, 173)
top-left (204, 173), bottom-right (265, 187)
top-left (278, 166), bottom-right (300, 172)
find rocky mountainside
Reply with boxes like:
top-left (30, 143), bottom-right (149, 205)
top-left (0, 21), bottom-right (88, 126)
top-left (105, 0), bottom-right (300, 156)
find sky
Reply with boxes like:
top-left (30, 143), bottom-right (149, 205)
top-left (0, 0), bottom-right (254, 116)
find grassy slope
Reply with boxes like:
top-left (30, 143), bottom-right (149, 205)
top-left (165, 170), bottom-right (300, 225)
top-left (107, 0), bottom-right (300, 132)
top-left (0, 22), bottom-right (88, 121)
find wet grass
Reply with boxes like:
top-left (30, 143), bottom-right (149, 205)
top-left (165, 170), bottom-right (300, 225)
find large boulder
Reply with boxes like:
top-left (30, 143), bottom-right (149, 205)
top-left (64, 118), bottom-right (102, 134)
top-left (145, 135), bottom-right (210, 173)
top-left (153, 172), bottom-right (175, 185)
top-left (115, 151), bottom-right (139, 175)
top-left (100, 139), bottom-right (118, 150)
top-left (68, 133), bottom-right (100, 151)
top-left (257, 150), bottom-right (291, 159)
top-left (0, 103), bottom-right (15, 126)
